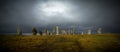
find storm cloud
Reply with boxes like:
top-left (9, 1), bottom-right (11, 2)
top-left (0, 0), bottom-right (120, 33)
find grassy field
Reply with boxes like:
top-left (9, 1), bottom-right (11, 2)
top-left (0, 34), bottom-right (120, 52)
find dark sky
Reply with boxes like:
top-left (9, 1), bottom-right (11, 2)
top-left (0, 0), bottom-right (120, 34)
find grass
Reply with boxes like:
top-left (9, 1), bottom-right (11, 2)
top-left (0, 34), bottom-right (120, 52)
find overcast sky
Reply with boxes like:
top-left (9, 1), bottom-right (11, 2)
top-left (0, 0), bottom-right (120, 34)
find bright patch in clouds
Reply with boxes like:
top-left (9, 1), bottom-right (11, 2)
top-left (41, 2), bottom-right (68, 16)
top-left (34, 1), bottom-right (81, 24)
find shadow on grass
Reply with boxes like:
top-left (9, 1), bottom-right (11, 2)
top-left (102, 40), bottom-right (120, 52)
top-left (32, 38), bottom-right (83, 52)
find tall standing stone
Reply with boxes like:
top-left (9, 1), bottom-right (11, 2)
top-left (55, 26), bottom-right (59, 35)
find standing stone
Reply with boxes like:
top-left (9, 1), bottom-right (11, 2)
top-left (62, 30), bottom-right (67, 35)
top-left (55, 26), bottom-right (59, 35)
top-left (88, 29), bottom-right (91, 35)
top-left (44, 29), bottom-right (48, 35)
top-left (32, 27), bottom-right (37, 35)
top-left (17, 25), bottom-right (22, 35)
top-left (39, 31), bottom-right (43, 36)
top-left (97, 28), bottom-right (102, 34)
top-left (81, 32), bottom-right (84, 35)
top-left (47, 30), bottom-right (50, 35)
